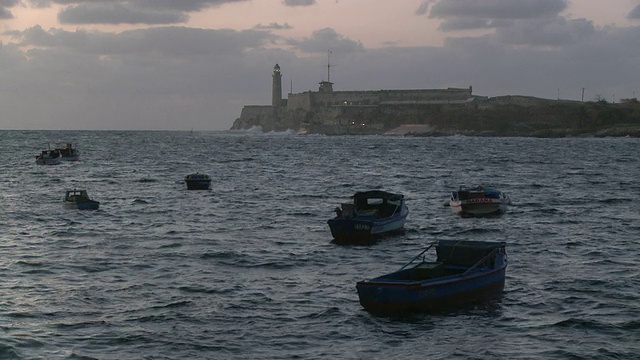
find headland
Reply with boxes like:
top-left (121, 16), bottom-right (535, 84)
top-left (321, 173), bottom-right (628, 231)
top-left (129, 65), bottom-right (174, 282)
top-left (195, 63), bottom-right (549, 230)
top-left (231, 64), bottom-right (640, 137)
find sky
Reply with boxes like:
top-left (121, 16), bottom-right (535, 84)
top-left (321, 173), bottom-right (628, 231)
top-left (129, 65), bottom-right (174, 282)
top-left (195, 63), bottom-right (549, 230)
top-left (1, 0), bottom-right (640, 131)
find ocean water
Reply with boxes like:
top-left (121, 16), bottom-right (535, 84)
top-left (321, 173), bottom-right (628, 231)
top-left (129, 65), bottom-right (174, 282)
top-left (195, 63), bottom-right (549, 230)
top-left (1, 130), bottom-right (639, 359)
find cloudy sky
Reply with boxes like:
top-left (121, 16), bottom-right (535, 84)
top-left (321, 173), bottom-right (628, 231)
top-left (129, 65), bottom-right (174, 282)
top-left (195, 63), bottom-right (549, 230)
top-left (1, 0), bottom-right (640, 130)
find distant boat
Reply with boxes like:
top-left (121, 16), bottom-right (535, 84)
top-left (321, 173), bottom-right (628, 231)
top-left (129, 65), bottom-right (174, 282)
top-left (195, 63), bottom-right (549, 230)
top-left (64, 189), bottom-right (100, 210)
top-left (184, 173), bottom-right (211, 190)
top-left (449, 186), bottom-right (510, 216)
top-left (356, 240), bottom-right (507, 314)
top-left (35, 149), bottom-right (62, 165)
top-left (328, 190), bottom-right (409, 243)
top-left (56, 143), bottom-right (80, 161)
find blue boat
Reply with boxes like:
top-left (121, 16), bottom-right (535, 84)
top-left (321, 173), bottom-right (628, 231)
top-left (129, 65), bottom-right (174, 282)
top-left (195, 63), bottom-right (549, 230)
top-left (356, 240), bottom-right (507, 313)
top-left (327, 190), bottom-right (409, 243)
top-left (64, 189), bottom-right (100, 210)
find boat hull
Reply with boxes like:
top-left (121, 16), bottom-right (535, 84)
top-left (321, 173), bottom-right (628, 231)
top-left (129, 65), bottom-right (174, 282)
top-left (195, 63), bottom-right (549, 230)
top-left (60, 152), bottom-right (80, 161)
top-left (64, 200), bottom-right (100, 210)
top-left (185, 180), bottom-right (211, 190)
top-left (450, 199), bottom-right (508, 215)
top-left (328, 210), bottom-right (408, 243)
top-left (36, 158), bottom-right (62, 165)
top-left (356, 267), bottom-right (506, 313)
top-left (449, 186), bottom-right (510, 216)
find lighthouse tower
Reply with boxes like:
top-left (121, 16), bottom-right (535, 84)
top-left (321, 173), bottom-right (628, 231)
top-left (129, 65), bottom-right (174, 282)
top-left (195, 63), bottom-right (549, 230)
top-left (272, 64), bottom-right (282, 107)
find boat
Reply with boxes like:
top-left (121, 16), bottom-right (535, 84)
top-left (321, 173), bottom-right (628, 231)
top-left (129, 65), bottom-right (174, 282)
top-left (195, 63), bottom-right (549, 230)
top-left (35, 149), bottom-right (62, 165)
top-left (184, 173), bottom-right (211, 190)
top-left (356, 240), bottom-right (507, 314)
top-left (449, 186), bottom-right (510, 216)
top-left (64, 189), bottom-right (100, 210)
top-left (56, 143), bottom-right (80, 161)
top-left (327, 190), bottom-right (409, 243)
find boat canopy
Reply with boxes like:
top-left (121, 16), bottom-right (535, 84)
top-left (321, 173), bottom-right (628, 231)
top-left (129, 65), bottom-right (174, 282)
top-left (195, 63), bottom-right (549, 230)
top-left (186, 173), bottom-right (210, 180)
top-left (456, 186), bottom-right (502, 199)
top-left (436, 240), bottom-right (505, 267)
top-left (353, 190), bottom-right (404, 208)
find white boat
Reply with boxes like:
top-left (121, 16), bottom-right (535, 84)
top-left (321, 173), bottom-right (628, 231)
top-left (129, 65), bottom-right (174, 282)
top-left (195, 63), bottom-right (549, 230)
top-left (449, 186), bottom-right (510, 215)
top-left (35, 149), bottom-right (62, 165)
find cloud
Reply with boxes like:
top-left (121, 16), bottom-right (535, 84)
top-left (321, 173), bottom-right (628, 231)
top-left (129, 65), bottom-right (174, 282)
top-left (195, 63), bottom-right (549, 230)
top-left (438, 18), bottom-right (507, 31)
top-left (629, 4), bottom-right (640, 19)
top-left (282, 0), bottom-right (316, 6)
top-left (429, 0), bottom-right (567, 20)
top-left (34, 0), bottom-right (246, 11)
top-left (495, 17), bottom-right (595, 47)
top-left (423, 0), bottom-right (589, 48)
top-left (415, 0), bottom-right (435, 16)
top-left (0, 0), bottom-right (19, 19)
top-left (15, 25), bottom-right (273, 57)
top-left (254, 22), bottom-right (292, 30)
top-left (428, 0), bottom-right (569, 32)
top-left (58, 3), bottom-right (189, 24)
top-left (0, 24), bottom-right (280, 130)
top-left (286, 27), bottom-right (363, 54)
top-left (29, 0), bottom-right (249, 24)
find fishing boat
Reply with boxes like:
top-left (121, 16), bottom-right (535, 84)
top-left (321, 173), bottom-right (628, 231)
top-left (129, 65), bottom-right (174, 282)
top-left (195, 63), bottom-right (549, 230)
top-left (64, 189), bottom-right (100, 210)
top-left (184, 173), bottom-right (211, 190)
top-left (449, 186), bottom-right (510, 215)
top-left (35, 149), bottom-right (62, 165)
top-left (356, 240), bottom-right (507, 314)
top-left (56, 143), bottom-right (80, 161)
top-left (327, 190), bottom-right (409, 243)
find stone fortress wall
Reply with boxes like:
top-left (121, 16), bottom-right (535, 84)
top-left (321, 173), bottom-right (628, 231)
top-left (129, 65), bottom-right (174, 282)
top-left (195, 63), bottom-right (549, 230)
top-left (287, 87), bottom-right (474, 111)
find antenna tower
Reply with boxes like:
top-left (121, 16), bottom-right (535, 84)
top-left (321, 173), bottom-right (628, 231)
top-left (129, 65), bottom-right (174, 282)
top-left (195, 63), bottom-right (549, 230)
top-left (327, 50), bottom-right (332, 82)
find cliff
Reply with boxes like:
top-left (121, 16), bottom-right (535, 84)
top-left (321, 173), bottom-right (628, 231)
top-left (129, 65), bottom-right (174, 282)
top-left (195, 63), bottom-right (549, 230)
top-left (231, 96), bottom-right (640, 137)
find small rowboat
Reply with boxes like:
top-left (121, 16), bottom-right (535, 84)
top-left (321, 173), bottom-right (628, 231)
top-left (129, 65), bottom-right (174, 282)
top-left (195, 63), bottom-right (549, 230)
top-left (356, 240), bottom-right (507, 313)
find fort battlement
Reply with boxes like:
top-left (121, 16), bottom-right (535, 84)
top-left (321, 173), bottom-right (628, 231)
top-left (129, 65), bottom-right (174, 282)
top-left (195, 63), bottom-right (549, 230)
top-left (287, 87), bottom-right (474, 111)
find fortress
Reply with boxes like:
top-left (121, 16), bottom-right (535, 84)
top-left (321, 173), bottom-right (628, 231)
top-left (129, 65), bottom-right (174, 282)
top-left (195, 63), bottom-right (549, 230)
top-left (230, 63), bottom-right (640, 137)
top-left (231, 64), bottom-right (484, 134)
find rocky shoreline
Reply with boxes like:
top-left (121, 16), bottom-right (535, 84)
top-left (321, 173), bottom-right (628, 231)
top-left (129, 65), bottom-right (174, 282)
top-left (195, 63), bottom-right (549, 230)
top-left (393, 126), bottom-right (640, 138)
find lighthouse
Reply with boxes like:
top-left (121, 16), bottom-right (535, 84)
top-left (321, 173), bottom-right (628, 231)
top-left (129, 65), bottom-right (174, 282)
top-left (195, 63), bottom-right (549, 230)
top-left (272, 64), bottom-right (282, 107)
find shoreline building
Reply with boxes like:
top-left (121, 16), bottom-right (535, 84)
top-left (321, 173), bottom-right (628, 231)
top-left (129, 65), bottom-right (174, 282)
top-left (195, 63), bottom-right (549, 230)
top-left (232, 64), bottom-right (482, 134)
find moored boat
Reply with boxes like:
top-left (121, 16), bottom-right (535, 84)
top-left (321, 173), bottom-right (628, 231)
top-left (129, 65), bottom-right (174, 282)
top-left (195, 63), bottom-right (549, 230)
top-left (185, 173), bottom-right (211, 190)
top-left (449, 186), bottom-right (510, 216)
top-left (328, 190), bottom-right (409, 243)
top-left (356, 240), bottom-right (507, 314)
top-left (64, 189), bottom-right (100, 210)
top-left (35, 149), bottom-right (62, 165)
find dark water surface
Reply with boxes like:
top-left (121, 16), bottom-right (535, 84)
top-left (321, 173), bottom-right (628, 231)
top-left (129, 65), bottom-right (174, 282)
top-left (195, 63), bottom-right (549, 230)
top-left (1, 130), bottom-right (639, 359)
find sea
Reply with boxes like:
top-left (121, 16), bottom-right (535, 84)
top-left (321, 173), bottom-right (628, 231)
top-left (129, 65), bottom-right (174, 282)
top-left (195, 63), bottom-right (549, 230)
top-left (1, 130), bottom-right (639, 359)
